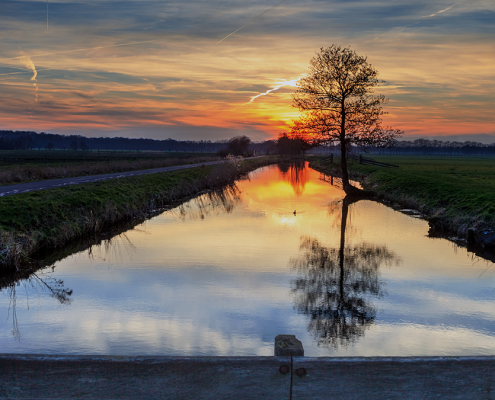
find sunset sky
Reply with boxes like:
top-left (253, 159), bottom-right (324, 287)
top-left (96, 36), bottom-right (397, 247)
top-left (1, 0), bottom-right (494, 142)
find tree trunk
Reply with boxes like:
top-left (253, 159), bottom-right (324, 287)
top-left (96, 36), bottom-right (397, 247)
top-left (338, 196), bottom-right (348, 304)
top-left (340, 136), bottom-right (353, 194)
top-left (339, 102), bottom-right (354, 194)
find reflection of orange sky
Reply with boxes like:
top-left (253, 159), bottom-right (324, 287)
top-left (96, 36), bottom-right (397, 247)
top-left (106, 163), bottom-right (349, 272)
top-left (78, 162), bottom-right (495, 282)
top-left (241, 164), bottom-right (343, 216)
top-left (277, 163), bottom-right (307, 196)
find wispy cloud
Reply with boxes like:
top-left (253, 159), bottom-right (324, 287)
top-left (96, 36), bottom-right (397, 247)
top-left (72, 91), bottom-right (94, 99)
top-left (0, 0), bottom-right (493, 140)
top-left (1, 41), bottom-right (155, 63)
top-left (216, 0), bottom-right (288, 44)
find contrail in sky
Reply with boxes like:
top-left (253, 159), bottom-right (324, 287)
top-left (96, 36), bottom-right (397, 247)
top-left (424, 3), bottom-right (458, 18)
top-left (0, 0), bottom-right (287, 64)
top-left (20, 55), bottom-right (38, 102)
top-left (216, 0), bottom-right (287, 44)
top-left (248, 76), bottom-right (303, 104)
top-left (372, 0), bottom-right (464, 40)
top-left (1, 1), bottom-right (291, 103)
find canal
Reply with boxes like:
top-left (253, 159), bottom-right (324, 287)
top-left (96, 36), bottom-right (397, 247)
top-left (2, 162), bottom-right (494, 357)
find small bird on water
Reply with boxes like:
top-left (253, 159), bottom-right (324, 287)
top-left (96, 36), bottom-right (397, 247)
top-left (293, 210), bottom-right (297, 215)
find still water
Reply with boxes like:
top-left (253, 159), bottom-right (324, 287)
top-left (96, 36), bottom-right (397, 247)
top-left (2, 163), bottom-right (495, 356)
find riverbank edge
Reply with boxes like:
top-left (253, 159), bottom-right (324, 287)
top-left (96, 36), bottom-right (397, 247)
top-left (308, 158), bottom-right (495, 254)
top-left (1, 354), bottom-right (494, 399)
top-left (0, 156), bottom-right (278, 271)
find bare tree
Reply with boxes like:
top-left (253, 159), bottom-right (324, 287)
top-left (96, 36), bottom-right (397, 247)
top-left (292, 46), bottom-right (403, 194)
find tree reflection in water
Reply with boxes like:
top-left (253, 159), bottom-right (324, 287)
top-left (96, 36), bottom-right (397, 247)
top-left (89, 185), bottom-right (242, 261)
top-left (278, 161), bottom-right (308, 196)
top-left (172, 184), bottom-right (241, 220)
top-left (2, 270), bottom-right (72, 340)
top-left (290, 196), bottom-right (400, 349)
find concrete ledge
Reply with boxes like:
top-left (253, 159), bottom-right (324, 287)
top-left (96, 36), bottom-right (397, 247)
top-left (1, 354), bottom-right (495, 399)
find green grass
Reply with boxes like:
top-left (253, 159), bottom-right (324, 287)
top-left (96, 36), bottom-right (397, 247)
top-left (310, 155), bottom-right (495, 237)
top-left (0, 167), bottom-right (205, 233)
top-left (0, 156), bottom-right (277, 270)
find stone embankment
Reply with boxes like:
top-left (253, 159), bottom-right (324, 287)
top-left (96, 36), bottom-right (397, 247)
top-left (1, 354), bottom-right (494, 399)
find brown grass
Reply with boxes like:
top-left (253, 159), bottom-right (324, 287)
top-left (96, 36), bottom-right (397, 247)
top-left (0, 156), bottom-right (220, 186)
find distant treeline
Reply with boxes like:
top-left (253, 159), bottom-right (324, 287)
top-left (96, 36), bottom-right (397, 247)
top-left (372, 139), bottom-right (495, 156)
top-left (311, 139), bottom-right (495, 156)
top-left (0, 130), bottom-right (278, 154)
top-left (2, 130), bottom-right (494, 157)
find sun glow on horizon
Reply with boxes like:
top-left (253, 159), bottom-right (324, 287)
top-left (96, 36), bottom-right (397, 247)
top-left (0, 0), bottom-right (494, 141)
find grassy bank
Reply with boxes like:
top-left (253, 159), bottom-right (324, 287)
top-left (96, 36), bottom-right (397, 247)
top-left (0, 156), bottom-right (277, 270)
top-left (0, 150), bottom-right (219, 185)
top-left (310, 155), bottom-right (495, 241)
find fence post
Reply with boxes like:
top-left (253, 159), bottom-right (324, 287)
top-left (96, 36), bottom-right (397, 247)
top-left (330, 153), bottom-right (333, 164)
top-left (359, 154), bottom-right (362, 164)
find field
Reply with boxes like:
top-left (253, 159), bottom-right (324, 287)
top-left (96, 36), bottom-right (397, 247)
top-left (311, 155), bottom-right (495, 238)
top-left (0, 150), bottom-right (219, 185)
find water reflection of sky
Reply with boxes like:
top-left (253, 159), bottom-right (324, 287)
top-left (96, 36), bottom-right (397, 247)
top-left (1, 163), bottom-right (495, 356)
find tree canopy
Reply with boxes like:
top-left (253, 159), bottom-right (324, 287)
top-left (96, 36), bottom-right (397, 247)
top-left (218, 135), bottom-right (253, 157)
top-left (292, 45), bottom-right (403, 194)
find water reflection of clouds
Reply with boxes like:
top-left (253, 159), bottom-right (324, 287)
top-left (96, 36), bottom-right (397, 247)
top-left (382, 284), bottom-right (495, 327)
top-left (2, 163), bottom-right (495, 356)
top-left (7, 262), bottom-right (299, 355)
top-left (36, 307), bottom-right (278, 356)
top-left (320, 323), bottom-right (495, 357)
